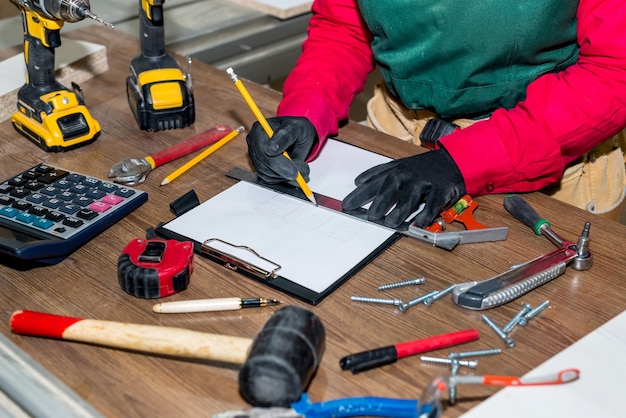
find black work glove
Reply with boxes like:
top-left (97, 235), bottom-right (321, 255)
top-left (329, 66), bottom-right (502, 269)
top-left (342, 148), bottom-right (466, 229)
top-left (246, 116), bottom-right (318, 185)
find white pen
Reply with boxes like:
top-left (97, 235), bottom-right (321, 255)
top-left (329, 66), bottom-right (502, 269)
top-left (152, 297), bottom-right (281, 314)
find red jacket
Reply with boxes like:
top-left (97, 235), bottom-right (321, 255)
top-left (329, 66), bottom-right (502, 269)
top-left (277, 0), bottom-right (626, 196)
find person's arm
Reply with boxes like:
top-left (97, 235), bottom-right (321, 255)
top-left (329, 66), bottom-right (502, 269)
top-left (277, 0), bottom-right (375, 160)
top-left (440, 0), bottom-right (626, 196)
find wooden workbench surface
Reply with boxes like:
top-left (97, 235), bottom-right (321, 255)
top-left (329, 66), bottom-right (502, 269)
top-left (1, 27), bottom-right (625, 417)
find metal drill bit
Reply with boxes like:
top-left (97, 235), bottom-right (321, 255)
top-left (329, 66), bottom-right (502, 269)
top-left (84, 10), bottom-right (115, 29)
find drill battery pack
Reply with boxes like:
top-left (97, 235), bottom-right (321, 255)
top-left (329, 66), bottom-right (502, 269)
top-left (118, 238), bottom-right (194, 298)
top-left (126, 67), bottom-right (195, 132)
top-left (12, 87), bottom-right (101, 152)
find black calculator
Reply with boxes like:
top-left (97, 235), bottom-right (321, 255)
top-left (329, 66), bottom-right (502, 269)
top-left (0, 163), bottom-right (148, 266)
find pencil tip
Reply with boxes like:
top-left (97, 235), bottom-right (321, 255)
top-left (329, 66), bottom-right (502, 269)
top-left (152, 304), bottom-right (161, 313)
top-left (307, 194), bottom-right (317, 205)
top-left (160, 179), bottom-right (169, 186)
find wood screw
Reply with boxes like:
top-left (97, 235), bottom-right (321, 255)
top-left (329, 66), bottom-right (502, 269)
top-left (377, 276), bottom-right (425, 291)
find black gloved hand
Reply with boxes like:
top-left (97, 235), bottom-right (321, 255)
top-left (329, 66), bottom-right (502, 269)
top-left (342, 148), bottom-right (466, 228)
top-left (246, 116), bottom-right (317, 185)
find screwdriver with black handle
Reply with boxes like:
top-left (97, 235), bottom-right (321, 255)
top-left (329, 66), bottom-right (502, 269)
top-left (504, 194), bottom-right (592, 263)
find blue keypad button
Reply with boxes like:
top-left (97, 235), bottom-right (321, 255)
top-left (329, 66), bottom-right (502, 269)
top-left (69, 184), bottom-right (89, 194)
top-left (43, 198), bottom-right (62, 209)
top-left (53, 179), bottom-right (72, 189)
top-left (32, 218), bottom-right (54, 229)
top-left (65, 173), bottom-right (86, 183)
top-left (26, 193), bottom-right (46, 204)
top-left (85, 188), bottom-right (107, 199)
top-left (59, 204), bottom-right (80, 215)
top-left (40, 186), bottom-right (59, 196)
top-left (0, 207), bottom-right (19, 218)
top-left (73, 196), bottom-right (93, 206)
top-left (16, 212), bottom-right (36, 223)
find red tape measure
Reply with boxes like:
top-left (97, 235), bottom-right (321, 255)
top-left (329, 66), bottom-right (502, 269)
top-left (118, 238), bottom-right (194, 298)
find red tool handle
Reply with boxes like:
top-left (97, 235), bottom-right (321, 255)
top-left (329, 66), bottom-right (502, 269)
top-left (10, 310), bottom-right (251, 364)
top-left (395, 328), bottom-right (480, 358)
top-left (11, 310), bottom-right (83, 339)
top-left (339, 328), bottom-right (480, 373)
top-left (149, 125), bottom-right (232, 168)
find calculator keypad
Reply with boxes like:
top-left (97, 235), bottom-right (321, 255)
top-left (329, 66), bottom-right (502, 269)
top-left (0, 164), bottom-right (144, 240)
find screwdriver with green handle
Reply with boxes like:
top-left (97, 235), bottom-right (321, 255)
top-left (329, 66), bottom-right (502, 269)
top-left (503, 194), bottom-right (572, 249)
top-left (452, 194), bottom-right (593, 310)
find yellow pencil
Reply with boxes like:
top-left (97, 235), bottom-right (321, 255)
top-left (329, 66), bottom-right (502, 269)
top-left (226, 67), bottom-right (317, 205)
top-left (160, 126), bottom-right (244, 186)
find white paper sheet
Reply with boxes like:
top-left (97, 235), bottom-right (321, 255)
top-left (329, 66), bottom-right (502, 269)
top-left (162, 139), bottom-right (396, 295)
top-left (307, 139), bottom-right (391, 199)
top-left (461, 310), bottom-right (626, 418)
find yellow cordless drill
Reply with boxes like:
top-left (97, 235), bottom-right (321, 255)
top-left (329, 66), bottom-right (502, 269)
top-left (126, 0), bottom-right (195, 131)
top-left (10, 0), bottom-right (112, 152)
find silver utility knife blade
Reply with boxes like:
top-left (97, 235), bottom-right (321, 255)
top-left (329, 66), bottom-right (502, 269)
top-left (452, 195), bottom-right (592, 310)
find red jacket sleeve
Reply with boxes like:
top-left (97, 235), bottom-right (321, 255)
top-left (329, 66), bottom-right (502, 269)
top-left (440, 0), bottom-right (626, 196)
top-left (277, 0), bottom-right (374, 160)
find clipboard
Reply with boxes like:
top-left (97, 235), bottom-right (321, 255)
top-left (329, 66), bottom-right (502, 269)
top-left (155, 139), bottom-right (399, 305)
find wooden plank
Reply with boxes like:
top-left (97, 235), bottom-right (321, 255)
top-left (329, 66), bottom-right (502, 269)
top-left (228, 0), bottom-right (312, 19)
top-left (0, 39), bottom-right (108, 123)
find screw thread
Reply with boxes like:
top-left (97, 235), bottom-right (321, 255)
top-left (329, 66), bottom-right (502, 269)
top-left (377, 276), bottom-right (425, 291)
top-left (448, 348), bottom-right (502, 359)
top-left (503, 303), bottom-right (532, 333)
top-left (482, 315), bottom-right (516, 348)
top-left (399, 290), bottom-right (438, 312)
top-left (350, 296), bottom-right (402, 305)
top-left (420, 357), bottom-right (478, 368)
top-left (424, 284), bottom-right (457, 306)
top-left (520, 300), bottom-right (550, 325)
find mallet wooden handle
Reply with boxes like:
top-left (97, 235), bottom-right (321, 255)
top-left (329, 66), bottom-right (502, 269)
top-left (10, 310), bottom-right (251, 365)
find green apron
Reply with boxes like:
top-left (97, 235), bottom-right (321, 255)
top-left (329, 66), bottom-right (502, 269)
top-left (357, 0), bottom-right (579, 118)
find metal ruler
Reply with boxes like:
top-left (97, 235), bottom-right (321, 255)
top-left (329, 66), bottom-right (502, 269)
top-left (226, 168), bottom-right (508, 250)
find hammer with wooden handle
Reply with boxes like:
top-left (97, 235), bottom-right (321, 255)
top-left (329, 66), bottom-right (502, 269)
top-left (10, 305), bottom-right (325, 407)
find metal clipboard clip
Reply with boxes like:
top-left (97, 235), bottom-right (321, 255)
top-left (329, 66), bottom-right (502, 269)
top-left (200, 238), bottom-right (282, 280)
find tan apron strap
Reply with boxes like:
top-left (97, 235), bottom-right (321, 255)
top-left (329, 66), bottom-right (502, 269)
top-left (366, 83), bottom-right (477, 145)
top-left (545, 131), bottom-right (626, 222)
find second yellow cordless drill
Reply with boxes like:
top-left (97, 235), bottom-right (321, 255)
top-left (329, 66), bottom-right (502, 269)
top-left (10, 0), bottom-right (113, 152)
top-left (126, 0), bottom-right (195, 131)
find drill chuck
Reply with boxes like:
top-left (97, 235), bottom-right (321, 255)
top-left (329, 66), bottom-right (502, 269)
top-left (14, 0), bottom-right (111, 25)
